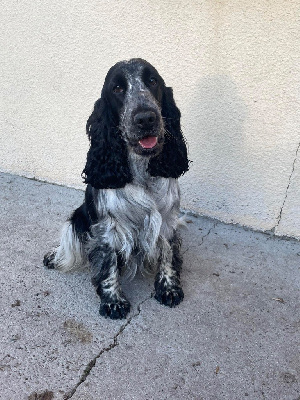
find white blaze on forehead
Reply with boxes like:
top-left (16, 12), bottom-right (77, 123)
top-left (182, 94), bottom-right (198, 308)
top-left (119, 64), bottom-right (163, 138)
top-left (124, 65), bottom-right (144, 93)
top-left (124, 68), bottom-right (156, 107)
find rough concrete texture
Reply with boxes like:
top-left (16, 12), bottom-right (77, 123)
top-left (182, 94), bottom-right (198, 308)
top-left (0, 172), bottom-right (299, 400)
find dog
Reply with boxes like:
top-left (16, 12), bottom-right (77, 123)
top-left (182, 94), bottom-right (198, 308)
top-left (44, 58), bottom-right (189, 319)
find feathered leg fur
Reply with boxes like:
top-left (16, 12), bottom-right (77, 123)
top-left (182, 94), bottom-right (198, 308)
top-left (154, 233), bottom-right (184, 307)
top-left (89, 244), bottom-right (130, 319)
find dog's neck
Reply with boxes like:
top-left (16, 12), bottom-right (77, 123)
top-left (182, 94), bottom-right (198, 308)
top-left (128, 152), bottom-right (153, 186)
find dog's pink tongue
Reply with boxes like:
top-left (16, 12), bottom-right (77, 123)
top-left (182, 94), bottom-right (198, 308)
top-left (139, 136), bottom-right (158, 149)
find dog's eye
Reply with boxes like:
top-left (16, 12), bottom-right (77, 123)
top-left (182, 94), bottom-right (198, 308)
top-left (149, 77), bottom-right (157, 86)
top-left (113, 85), bottom-right (124, 94)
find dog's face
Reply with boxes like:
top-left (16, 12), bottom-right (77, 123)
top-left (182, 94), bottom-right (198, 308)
top-left (83, 58), bottom-right (188, 189)
top-left (103, 59), bottom-right (165, 156)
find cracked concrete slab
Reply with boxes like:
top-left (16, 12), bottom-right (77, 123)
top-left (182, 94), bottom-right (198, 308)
top-left (0, 173), bottom-right (299, 400)
top-left (0, 173), bottom-right (151, 399)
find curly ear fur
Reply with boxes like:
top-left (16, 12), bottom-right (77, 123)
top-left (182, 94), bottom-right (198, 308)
top-left (82, 98), bottom-right (132, 189)
top-left (148, 87), bottom-right (189, 178)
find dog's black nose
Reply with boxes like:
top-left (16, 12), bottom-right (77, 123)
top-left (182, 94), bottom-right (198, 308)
top-left (133, 111), bottom-right (157, 130)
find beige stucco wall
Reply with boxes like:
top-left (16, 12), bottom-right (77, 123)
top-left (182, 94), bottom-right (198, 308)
top-left (1, 0), bottom-right (300, 238)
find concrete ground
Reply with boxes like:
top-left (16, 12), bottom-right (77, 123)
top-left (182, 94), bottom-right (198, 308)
top-left (0, 172), bottom-right (299, 400)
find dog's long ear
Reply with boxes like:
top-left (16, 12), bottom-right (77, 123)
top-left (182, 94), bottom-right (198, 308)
top-left (148, 87), bottom-right (189, 178)
top-left (82, 98), bottom-right (132, 189)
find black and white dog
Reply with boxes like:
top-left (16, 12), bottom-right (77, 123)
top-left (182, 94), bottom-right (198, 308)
top-left (44, 58), bottom-right (189, 319)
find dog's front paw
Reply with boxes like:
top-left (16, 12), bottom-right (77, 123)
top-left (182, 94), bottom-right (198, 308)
top-left (99, 299), bottom-right (131, 320)
top-left (43, 251), bottom-right (57, 269)
top-left (154, 284), bottom-right (184, 308)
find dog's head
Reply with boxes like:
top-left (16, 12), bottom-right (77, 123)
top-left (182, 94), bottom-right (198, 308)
top-left (82, 59), bottom-right (189, 189)
top-left (110, 59), bottom-right (165, 157)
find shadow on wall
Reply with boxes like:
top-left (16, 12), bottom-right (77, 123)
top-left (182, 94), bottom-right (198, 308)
top-left (192, 74), bottom-right (247, 171)
top-left (184, 74), bottom-right (263, 219)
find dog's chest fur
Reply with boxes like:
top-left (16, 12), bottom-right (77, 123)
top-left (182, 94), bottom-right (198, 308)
top-left (93, 157), bottom-right (180, 267)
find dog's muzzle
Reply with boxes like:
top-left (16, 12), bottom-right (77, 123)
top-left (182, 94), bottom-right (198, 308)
top-left (129, 109), bottom-right (164, 155)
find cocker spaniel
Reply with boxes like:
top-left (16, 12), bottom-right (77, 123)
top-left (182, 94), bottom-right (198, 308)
top-left (44, 58), bottom-right (189, 319)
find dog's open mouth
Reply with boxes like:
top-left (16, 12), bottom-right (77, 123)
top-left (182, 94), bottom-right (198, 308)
top-left (138, 136), bottom-right (158, 149)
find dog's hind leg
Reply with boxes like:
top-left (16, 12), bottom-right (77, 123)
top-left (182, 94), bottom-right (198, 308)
top-left (43, 221), bottom-right (85, 271)
top-left (89, 244), bottom-right (130, 319)
top-left (43, 204), bottom-right (89, 271)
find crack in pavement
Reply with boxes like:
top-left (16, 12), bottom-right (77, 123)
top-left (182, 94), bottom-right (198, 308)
top-left (63, 295), bottom-right (151, 399)
top-left (274, 141), bottom-right (300, 230)
top-left (181, 221), bottom-right (217, 256)
top-left (199, 222), bottom-right (218, 246)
